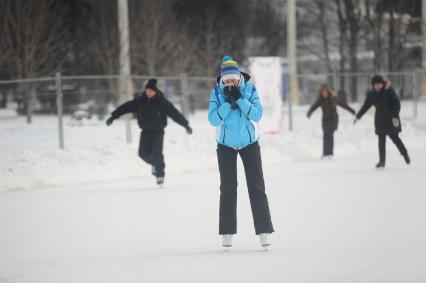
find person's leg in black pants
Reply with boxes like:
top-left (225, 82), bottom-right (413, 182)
top-left (329, 130), bottom-right (334, 155)
top-left (388, 133), bottom-right (410, 164)
top-left (388, 133), bottom-right (407, 155)
top-left (151, 132), bottom-right (165, 177)
top-left (378, 134), bottom-right (386, 166)
top-left (239, 142), bottom-right (274, 235)
top-left (217, 144), bottom-right (238, 235)
top-left (323, 130), bottom-right (334, 156)
top-left (139, 131), bottom-right (153, 164)
top-left (138, 131), bottom-right (165, 177)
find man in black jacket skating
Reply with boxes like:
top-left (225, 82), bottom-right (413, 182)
top-left (106, 79), bottom-right (193, 185)
top-left (354, 75), bottom-right (410, 168)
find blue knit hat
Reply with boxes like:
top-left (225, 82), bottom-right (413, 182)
top-left (221, 55), bottom-right (240, 82)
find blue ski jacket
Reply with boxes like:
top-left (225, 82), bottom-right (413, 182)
top-left (208, 72), bottom-right (263, 150)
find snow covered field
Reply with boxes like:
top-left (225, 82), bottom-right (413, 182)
top-left (1, 101), bottom-right (426, 282)
top-left (1, 101), bottom-right (426, 191)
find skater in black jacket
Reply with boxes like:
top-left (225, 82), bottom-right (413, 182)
top-left (106, 79), bottom-right (193, 184)
top-left (354, 75), bottom-right (410, 168)
top-left (307, 84), bottom-right (355, 158)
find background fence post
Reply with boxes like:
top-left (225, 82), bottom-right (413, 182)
top-left (413, 70), bottom-right (419, 119)
top-left (180, 73), bottom-right (189, 117)
top-left (124, 75), bottom-right (132, 144)
top-left (55, 72), bottom-right (65, 149)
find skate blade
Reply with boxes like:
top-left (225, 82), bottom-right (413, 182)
top-left (223, 246), bottom-right (231, 252)
top-left (262, 246), bottom-right (270, 252)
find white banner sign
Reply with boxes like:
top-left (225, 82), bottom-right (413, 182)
top-left (248, 57), bottom-right (283, 134)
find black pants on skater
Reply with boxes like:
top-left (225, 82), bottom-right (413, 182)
top-left (139, 130), bottom-right (165, 177)
top-left (217, 142), bottom-right (274, 235)
top-left (378, 133), bottom-right (407, 163)
top-left (323, 130), bottom-right (334, 156)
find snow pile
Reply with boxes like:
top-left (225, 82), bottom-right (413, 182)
top-left (1, 102), bottom-right (426, 191)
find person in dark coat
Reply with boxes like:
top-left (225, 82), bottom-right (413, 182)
top-left (354, 75), bottom-right (410, 168)
top-left (106, 79), bottom-right (193, 185)
top-left (307, 84), bottom-right (355, 158)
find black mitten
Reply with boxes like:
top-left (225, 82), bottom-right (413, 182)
top-left (229, 86), bottom-right (241, 101)
top-left (224, 86), bottom-right (237, 109)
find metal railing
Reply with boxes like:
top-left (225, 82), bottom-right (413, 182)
top-left (0, 71), bottom-right (423, 149)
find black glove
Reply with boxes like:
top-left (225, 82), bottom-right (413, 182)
top-left (185, 125), bottom-right (193, 135)
top-left (229, 86), bottom-right (241, 101)
top-left (223, 86), bottom-right (237, 109)
top-left (106, 116), bottom-right (114, 126)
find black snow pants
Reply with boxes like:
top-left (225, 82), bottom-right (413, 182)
top-left (138, 130), bottom-right (165, 177)
top-left (217, 142), bottom-right (274, 235)
top-left (323, 130), bottom-right (334, 156)
top-left (378, 133), bottom-right (408, 163)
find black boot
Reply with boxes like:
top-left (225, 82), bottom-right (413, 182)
top-left (403, 152), bottom-right (411, 165)
top-left (376, 161), bottom-right (385, 169)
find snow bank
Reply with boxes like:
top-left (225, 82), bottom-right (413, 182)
top-left (1, 102), bottom-right (426, 191)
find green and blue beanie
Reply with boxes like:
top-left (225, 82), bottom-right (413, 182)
top-left (221, 55), bottom-right (240, 82)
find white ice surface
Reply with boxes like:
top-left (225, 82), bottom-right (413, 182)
top-left (1, 150), bottom-right (425, 282)
top-left (0, 101), bottom-right (426, 282)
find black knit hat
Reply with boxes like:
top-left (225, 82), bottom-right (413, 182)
top-left (371, 75), bottom-right (384, 85)
top-left (145, 79), bottom-right (157, 90)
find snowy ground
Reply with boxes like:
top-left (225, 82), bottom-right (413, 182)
top-left (1, 101), bottom-right (426, 282)
top-left (1, 101), bottom-right (426, 191)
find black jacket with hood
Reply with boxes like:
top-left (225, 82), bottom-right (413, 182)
top-left (110, 90), bottom-right (188, 131)
top-left (356, 82), bottom-right (401, 135)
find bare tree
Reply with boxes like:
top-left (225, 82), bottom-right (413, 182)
top-left (364, 0), bottom-right (384, 72)
top-left (129, 0), bottom-right (178, 76)
top-left (317, 0), bottom-right (333, 77)
top-left (341, 0), bottom-right (362, 101)
top-left (334, 0), bottom-right (349, 91)
top-left (1, 0), bottom-right (72, 123)
top-left (88, 0), bottom-right (119, 104)
top-left (192, 9), bottom-right (237, 76)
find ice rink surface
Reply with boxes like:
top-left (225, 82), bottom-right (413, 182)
top-left (1, 102), bottom-right (426, 282)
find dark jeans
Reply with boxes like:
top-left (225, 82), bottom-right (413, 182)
top-left (217, 142), bottom-right (274, 235)
top-left (378, 133), bottom-right (408, 163)
top-left (323, 130), bottom-right (334, 156)
top-left (138, 130), bottom-right (165, 177)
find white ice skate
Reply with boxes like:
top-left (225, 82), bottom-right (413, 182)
top-left (156, 176), bottom-right (164, 187)
top-left (151, 166), bottom-right (156, 176)
top-left (222, 234), bottom-right (233, 248)
top-left (259, 233), bottom-right (271, 250)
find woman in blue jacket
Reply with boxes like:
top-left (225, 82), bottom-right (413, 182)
top-left (208, 56), bottom-right (274, 249)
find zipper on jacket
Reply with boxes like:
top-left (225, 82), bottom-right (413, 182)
top-left (222, 126), bottom-right (226, 144)
top-left (246, 124), bottom-right (252, 143)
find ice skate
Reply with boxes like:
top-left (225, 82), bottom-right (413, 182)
top-left (403, 153), bottom-right (411, 165)
top-left (222, 234), bottom-right (233, 249)
top-left (156, 176), bottom-right (164, 187)
top-left (375, 161), bottom-right (385, 169)
top-left (259, 233), bottom-right (271, 250)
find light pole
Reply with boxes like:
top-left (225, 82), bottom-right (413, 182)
top-left (118, 0), bottom-right (132, 143)
top-left (422, 0), bottom-right (426, 97)
top-left (287, 0), bottom-right (299, 106)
